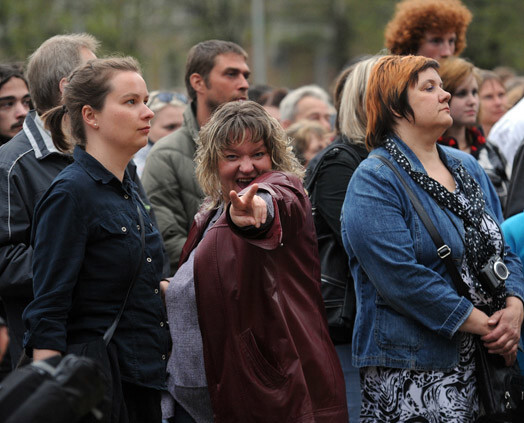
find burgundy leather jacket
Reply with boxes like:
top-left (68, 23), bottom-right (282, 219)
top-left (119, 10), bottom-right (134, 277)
top-left (179, 171), bottom-right (348, 422)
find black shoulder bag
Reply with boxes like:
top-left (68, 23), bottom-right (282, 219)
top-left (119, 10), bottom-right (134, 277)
top-left (66, 204), bottom-right (146, 423)
top-left (305, 143), bottom-right (362, 343)
top-left (375, 155), bottom-right (524, 422)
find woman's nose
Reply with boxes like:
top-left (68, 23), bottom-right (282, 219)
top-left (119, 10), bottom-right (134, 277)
top-left (467, 93), bottom-right (478, 105)
top-left (143, 104), bottom-right (154, 120)
top-left (239, 157), bottom-right (254, 173)
top-left (441, 88), bottom-right (451, 102)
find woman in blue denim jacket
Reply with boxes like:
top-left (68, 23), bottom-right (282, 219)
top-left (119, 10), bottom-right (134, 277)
top-left (341, 55), bottom-right (524, 422)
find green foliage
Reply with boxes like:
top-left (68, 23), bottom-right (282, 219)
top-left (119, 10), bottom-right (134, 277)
top-left (463, 0), bottom-right (524, 72)
top-left (0, 0), bottom-right (522, 91)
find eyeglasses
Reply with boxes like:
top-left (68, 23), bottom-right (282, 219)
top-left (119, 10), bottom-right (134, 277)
top-left (149, 91), bottom-right (188, 105)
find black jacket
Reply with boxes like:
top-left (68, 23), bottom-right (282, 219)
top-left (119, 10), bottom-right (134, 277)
top-left (305, 136), bottom-right (368, 343)
top-left (0, 111), bottom-right (71, 299)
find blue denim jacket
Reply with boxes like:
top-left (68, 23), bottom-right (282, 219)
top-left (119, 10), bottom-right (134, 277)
top-left (341, 136), bottom-right (524, 371)
top-left (23, 146), bottom-right (170, 389)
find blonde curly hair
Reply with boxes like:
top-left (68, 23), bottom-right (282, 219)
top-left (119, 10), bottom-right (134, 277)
top-left (196, 100), bottom-right (304, 209)
top-left (385, 0), bottom-right (472, 56)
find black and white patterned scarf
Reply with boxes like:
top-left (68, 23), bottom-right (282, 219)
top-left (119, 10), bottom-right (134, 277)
top-left (384, 138), bottom-right (506, 310)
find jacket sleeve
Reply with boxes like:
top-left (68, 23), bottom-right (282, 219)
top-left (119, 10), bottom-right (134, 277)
top-left (141, 140), bottom-right (199, 274)
top-left (23, 186), bottom-right (86, 353)
top-left (0, 164), bottom-right (34, 298)
top-left (225, 173), bottom-right (310, 251)
top-left (342, 160), bottom-right (472, 339)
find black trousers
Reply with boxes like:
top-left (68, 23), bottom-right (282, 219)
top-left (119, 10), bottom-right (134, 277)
top-left (122, 381), bottom-right (162, 423)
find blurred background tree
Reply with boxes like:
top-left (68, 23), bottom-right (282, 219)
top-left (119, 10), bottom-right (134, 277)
top-left (0, 0), bottom-right (522, 93)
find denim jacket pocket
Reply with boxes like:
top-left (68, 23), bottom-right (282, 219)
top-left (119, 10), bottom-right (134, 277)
top-left (239, 328), bottom-right (288, 389)
top-left (375, 297), bottom-right (422, 350)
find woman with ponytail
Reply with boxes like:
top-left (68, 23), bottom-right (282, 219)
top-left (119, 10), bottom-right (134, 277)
top-left (22, 57), bottom-right (170, 423)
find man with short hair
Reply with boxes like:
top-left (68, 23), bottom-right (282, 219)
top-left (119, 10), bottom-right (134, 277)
top-left (0, 64), bottom-right (31, 145)
top-left (0, 34), bottom-right (100, 364)
top-left (142, 39), bottom-right (250, 272)
top-left (279, 84), bottom-right (334, 133)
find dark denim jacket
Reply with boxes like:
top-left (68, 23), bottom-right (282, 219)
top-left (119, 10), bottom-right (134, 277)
top-left (23, 146), bottom-right (170, 389)
top-left (341, 137), bottom-right (524, 371)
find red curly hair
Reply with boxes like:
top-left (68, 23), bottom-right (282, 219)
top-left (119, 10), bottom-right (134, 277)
top-left (385, 0), bottom-right (472, 56)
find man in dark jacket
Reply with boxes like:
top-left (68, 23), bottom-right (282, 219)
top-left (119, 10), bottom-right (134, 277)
top-left (0, 34), bottom-right (99, 365)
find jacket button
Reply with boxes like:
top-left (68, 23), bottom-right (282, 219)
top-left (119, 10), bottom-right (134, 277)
top-left (124, 194), bottom-right (129, 199)
top-left (121, 227), bottom-right (127, 233)
top-left (160, 322), bottom-right (164, 327)
top-left (154, 288), bottom-right (159, 294)
top-left (147, 257), bottom-right (152, 263)
top-left (162, 354), bottom-right (166, 360)
top-left (137, 225), bottom-right (141, 230)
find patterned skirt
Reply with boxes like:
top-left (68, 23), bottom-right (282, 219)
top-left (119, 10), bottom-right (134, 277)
top-left (360, 334), bottom-right (479, 423)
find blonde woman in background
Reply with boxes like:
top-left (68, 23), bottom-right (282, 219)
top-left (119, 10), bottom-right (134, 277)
top-left (478, 70), bottom-right (508, 138)
top-left (286, 120), bottom-right (329, 167)
top-left (134, 91), bottom-right (188, 177)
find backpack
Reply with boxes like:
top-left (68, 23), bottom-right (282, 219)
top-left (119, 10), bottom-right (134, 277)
top-left (305, 142), bottom-right (363, 344)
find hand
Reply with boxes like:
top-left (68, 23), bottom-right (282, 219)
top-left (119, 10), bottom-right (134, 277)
top-left (160, 279), bottom-right (169, 304)
top-left (33, 348), bottom-right (61, 361)
top-left (0, 326), bottom-right (9, 363)
top-left (228, 184), bottom-right (268, 228)
top-left (502, 350), bottom-right (517, 367)
top-left (481, 296), bottom-right (524, 355)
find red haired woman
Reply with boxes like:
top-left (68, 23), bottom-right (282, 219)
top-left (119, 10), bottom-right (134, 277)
top-left (342, 55), bottom-right (524, 421)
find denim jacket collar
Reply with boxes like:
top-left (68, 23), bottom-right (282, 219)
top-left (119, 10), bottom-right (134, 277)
top-left (73, 145), bottom-right (132, 193)
top-left (388, 134), bottom-right (463, 175)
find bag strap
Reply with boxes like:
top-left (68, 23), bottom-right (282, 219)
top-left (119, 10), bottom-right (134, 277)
top-left (374, 155), bottom-right (470, 298)
top-left (306, 142), bottom-right (363, 238)
top-left (102, 204), bottom-right (146, 346)
top-left (305, 142), bottom-right (362, 196)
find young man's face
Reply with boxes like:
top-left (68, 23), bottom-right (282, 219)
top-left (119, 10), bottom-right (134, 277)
top-left (0, 76), bottom-right (31, 140)
top-left (417, 31), bottom-right (457, 60)
top-left (202, 53), bottom-right (250, 111)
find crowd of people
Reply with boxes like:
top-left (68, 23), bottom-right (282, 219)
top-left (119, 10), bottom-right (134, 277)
top-left (1, 0), bottom-right (524, 422)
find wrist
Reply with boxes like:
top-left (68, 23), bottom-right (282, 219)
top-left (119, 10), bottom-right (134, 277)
top-left (506, 296), bottom-right (524, 309)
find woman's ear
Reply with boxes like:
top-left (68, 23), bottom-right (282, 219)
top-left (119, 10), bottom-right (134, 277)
top-left (82, 105), bottom-right (98, 130)
top-left (389, 106), bottom-right (402, 119)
